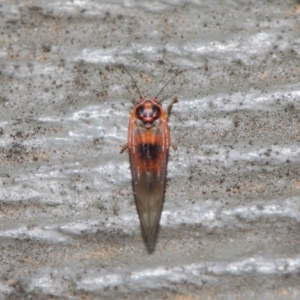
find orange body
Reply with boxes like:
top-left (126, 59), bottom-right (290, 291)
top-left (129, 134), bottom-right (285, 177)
top-left (128, 97), bottom-right (170, 253)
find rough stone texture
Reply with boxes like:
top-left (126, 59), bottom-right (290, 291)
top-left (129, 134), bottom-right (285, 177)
top-left (0, 0), bottom-right (300, 299)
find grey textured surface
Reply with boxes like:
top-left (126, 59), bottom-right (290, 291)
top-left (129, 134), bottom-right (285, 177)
top-left (1, 0), bottom-right (300, 299)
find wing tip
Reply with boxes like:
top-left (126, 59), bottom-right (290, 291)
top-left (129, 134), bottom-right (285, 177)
top-left (138, 205), bottom-right (162, 254)
top-left (143, 229), bottom-right (159, 254)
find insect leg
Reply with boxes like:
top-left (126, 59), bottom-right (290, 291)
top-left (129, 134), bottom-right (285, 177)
top-left (170, 144), bottom-right (178, 151)
top-left (120, 144), bottom-right (128, 153)
top-left (167, 96), bottom-right (178, 117)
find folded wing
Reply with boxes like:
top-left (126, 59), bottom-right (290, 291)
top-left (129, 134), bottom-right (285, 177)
top-left (128, 118), bottom-right (169, 253)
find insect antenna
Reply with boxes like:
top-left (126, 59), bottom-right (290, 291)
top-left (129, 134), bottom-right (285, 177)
top-left (155, 70), bottom-right (185, 99)
top-left (121, 65), bottom-right (143, 99)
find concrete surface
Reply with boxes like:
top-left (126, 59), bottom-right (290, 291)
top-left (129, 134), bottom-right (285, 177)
top-left (0, 0), bottom-right (300, 299)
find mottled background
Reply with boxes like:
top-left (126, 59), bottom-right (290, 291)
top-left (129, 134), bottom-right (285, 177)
top-left (1, 0), bottom-right (300, 299)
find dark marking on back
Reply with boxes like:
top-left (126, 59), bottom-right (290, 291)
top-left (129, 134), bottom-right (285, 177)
top-left (137, 143), bottom-right (161, 160)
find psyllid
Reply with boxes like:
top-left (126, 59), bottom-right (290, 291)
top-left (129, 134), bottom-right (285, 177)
top-left (121, 65), bottom-right (184, 253)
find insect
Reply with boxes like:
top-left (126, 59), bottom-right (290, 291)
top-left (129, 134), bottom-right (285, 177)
top-left (121, 65), bottom-right (184, 253)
